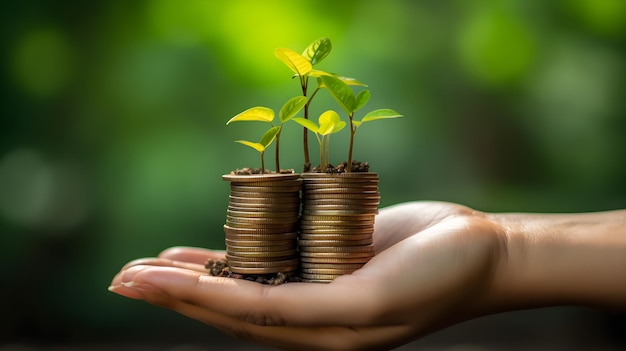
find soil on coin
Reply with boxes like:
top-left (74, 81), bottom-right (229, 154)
top-left (231, 167), bottom-right (295, 175)
top-left (205, 259), bottom-right (300, 285)
top-left (311, 160), bottom-right (370, 173)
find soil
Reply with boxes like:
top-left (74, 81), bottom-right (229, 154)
top-left (231, 167), bottom-right (295, 175)
top-left (311, 160), bottom-right (370, 173)
top-left (205, 259), bottom-right (300, 285)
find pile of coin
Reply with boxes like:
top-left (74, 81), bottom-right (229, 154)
top-left (298, 172), bottom-right (380, 283)
top-left (222, 173), bottom-right (302, 275)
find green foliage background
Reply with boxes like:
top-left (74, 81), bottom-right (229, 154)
top-left (1, 0), bottom-right (624, 346)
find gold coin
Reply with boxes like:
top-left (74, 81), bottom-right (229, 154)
top-left (225, 238), bottom-right (295, 247)
top-left (303, 187), bottom-right (379, 194)
top-left (225, 235), bottom-right (296, 247)
top-left (223, 173), bottom-right (300, 182)
top-left (228, 265), bottom-right (298, 274)
top-left (302, 193), bottom-right (380, 200)
top-left (299, 273), bottom-right (344, 281)
top-left (231, 185), bottom-right (303, 193)
top-left (224, 225), bottom-right (295, 235)
top-left (226, 215), bottom-right (298, 224)
top-left (229, 190), bottom-right (300, 198)
top-left (225, 221), bottom-right (298, 230)
top-left (297, 227), bottom-right (374, 234)
top-left (227, 249), bottom-right (297, 258)
top-left (300, 262), bottom-right (365, 270)
top-left (229, 195), bottom-right (301, 204)
top-left (298, 233), bottom-right (372, 241)
top-left (227, 203), bottom-right (300, 211)
top-left (300, 268), bottom-right (358, 275)
top-left (226, 254), bottom-right (297, 263)
top-left (227, 209), bottom-right (299, 218)
top-left (297, 238), bottom-right (373, 247)
top-left (229, 179), bottom-right (302, 187)
top-left (302, 200), bottom-right (379, 207)
top-left (302, 177), bottom-right (379, 184)
top-left (299, 219), bottom-right (375, 227)
top-left (227, 244), bottom-right (296, 253)
top-left (225, 233), bottom-right (298, 241)
top-left (301, 210), bottom-right (378, 217)
top-left (300, 172), bottom-right (378, 179)
top-left (225, 257), bottom-right (299, 267)
top-left (298, 245), bottom-right (374, 253)
top-left (300, 256), bottom-right (372, 264)
top-left (299, 251), bottom-right (374, 258)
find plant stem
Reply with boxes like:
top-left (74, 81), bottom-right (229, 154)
top-left (347, 113), bottom-right (355, 173)
top-left (260, 151), bottom-right (265, 175)
top-left (325, 135), bottom-right (330, 170)
top-left (301, 77), bottom-right (310, 170)
top-left (275, 127), bottom-right (282, 173)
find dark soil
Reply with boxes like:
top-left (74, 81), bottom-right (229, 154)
top-left (205, 259), bottom-right (300, 285)
top-left (311, 160), bottom-right (370, 173)
top-left (231, 167), bottom-right (295, 175)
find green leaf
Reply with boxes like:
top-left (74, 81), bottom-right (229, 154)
top-left (234, 140), bottom-right (265, 153)
top-left (355, 109), bottom-right (403, 127)
top-left (274, 48), bottom-right (312, 76)
top-left (260, 126), bottom-right (280, 147)
top-left (227, 107), bottom-right (274, 124)
top-left (279, 96), bottom-right (307, 123)
top-left (318, 110), bottom-right (341, 135)
top-left (308, 69), bottom-right (333, 78)
top-left (292, 117), bottom-right (319, 133)
top-left (320, 75), bottom-right (356, 115)
top-left (338, 76), bottom-right (368, 87)
top-left (354, 90), bottom-right (371, 111)
top-left (302, 37), bottom-right (332, 65)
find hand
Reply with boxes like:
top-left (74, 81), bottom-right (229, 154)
top-left (108, 201), bottom-right (505, 351)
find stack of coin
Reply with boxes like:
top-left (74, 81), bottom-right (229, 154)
top-left (299, 172), bottom-right (380, 283)
top-left (222, 173), bottom-right (302, 275)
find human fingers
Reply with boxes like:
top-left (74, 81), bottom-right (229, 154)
top-left (111, 283), bottom-right (413, 351)
top-left (112, 264), bottom-right (389, 328)
top-left (158, 246), bottom-right (226, 264)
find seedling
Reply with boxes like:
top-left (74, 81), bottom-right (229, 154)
top-left (292, 110), bottom-right (346, 171)
top-left (320, 75), bottom-right (403, 172)
top-left (227, 96), bottom-right (307, 173)
top-left (275, 38), bottom-right (366, 171)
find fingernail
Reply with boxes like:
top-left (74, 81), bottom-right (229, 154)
top-left (120, 280), bottom-right (162, 293)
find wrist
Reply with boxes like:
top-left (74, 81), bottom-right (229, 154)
top-left (487, 210), bottom-right (626, 312)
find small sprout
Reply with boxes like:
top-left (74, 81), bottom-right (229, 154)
top-left (320, 75), bottom-right (402, 172)
top-left (293, 110), bottom-right (346, 170)
top-left (233, 126), bottom-right (280, 174)
top-left (228, 96), bottom-right (307, 173)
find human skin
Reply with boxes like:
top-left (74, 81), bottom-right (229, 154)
top-left (109, 201), bottom-right (626, 351)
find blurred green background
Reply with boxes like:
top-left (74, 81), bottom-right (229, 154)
top-left (1, 0), bottom-right (624, 349)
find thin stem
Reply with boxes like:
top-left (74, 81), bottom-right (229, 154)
top-left (260, 151), bottom-right (265, 175)
top-left (301, 77), bottom-right (310, 169)
top-left (347, 113), bottom-right (355, 173)
top-left (325, 135), bottom-right (331, 170)
top-left (275, 127), bottom-right (282, 173)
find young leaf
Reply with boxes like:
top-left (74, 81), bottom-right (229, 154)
top-left (260, 126), bottom-right (281, 147)
top-left (354, 90), bottom-right (371, 112)
top-left (274, 48), bottom-right (313, 76)
top-left (320, 75), bottom-right (356, 115)
top-left (227, 107), bottom-right (274, 124)
top-left (279, 96), bottom-right (307, 123)
top-left (318, 110), bottom-right (344, 135)
top-left (354, 109), bottom-right (403, 127)
top-left (292, 117), bottom-right (319, 133)
top-left (302, 37), bottom-right (332, 65)
top-left (338, 76), bottom-right (368, 87)
top-left (234, 140), bottom-right (265, 153)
